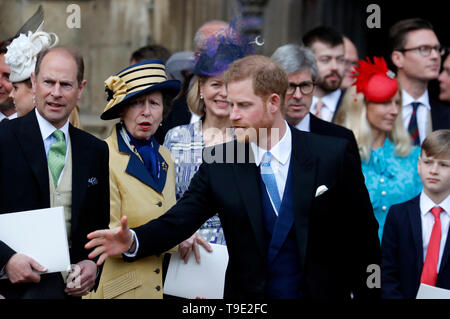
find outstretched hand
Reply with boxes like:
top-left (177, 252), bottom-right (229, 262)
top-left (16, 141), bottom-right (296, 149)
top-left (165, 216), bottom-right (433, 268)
top-left (85, 216), bottom-right (134, 266)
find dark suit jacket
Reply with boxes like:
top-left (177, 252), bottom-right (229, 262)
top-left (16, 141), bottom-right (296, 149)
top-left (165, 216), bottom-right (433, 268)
top-left (0, 110), bottom-right (110, 298)
top-left (430, 99), bottom-right (450, 130)
top-left (309, 113), bottom-right (361, 164)
top-left (331, 88), bottom-right (345, 123)
top-left (128, 127), bottom-right (381, 299)
top-left (381, 195), bottom-right (450, 299)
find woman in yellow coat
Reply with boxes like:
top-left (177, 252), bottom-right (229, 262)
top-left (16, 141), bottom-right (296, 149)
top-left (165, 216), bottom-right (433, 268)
top-left (87, 59), bottom-right (180, 299)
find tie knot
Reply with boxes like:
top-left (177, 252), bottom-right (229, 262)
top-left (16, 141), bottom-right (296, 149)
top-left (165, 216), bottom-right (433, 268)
top-left (52, 130), bottom-right (65, 142)
top-left (316, 100), bottom-right (325, 109)
top-left (411, 102), bottom-right (420, 110)
top-left (261, 151), bottom-right (272, 166)
top-left (431, 206), bottom-right (444, 219)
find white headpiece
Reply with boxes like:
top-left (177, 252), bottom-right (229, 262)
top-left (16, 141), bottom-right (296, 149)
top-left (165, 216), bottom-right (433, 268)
top-left (4, 30), bottom-right (59, 82)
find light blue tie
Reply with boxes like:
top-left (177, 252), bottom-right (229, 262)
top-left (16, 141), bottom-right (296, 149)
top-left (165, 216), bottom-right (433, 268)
top-left (260, 151), bottom-right (282, 213)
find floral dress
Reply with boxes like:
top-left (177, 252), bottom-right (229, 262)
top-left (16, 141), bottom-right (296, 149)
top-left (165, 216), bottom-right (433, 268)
top-left (361, 138), bottom-right (422, 241)
top-left (164, 120), bottom-right (226, 245)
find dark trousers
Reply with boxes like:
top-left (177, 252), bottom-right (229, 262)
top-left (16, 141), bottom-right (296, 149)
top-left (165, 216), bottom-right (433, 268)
top-left (0, 272), bottom-right (71, 299)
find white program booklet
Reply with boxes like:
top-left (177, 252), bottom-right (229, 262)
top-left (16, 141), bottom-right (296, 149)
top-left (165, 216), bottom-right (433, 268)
top-left (416, 283), bottom-right (450, 299)
top-left (164, 243), bottom-right (229, 299)
top-left (0, 206), bottom-right (71, 279)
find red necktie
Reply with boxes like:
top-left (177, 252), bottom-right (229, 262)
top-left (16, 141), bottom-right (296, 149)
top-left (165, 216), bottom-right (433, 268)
top-left (420, 206), bottom-right (444, 286)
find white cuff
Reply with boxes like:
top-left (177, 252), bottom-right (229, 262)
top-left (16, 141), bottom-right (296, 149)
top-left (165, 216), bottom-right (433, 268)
top-left (123, 229), bottom-right (139, 258)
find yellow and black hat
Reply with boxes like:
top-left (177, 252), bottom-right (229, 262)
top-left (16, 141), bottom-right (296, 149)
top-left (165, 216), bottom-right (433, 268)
top-left (101, 59), bottom-right (180, 120)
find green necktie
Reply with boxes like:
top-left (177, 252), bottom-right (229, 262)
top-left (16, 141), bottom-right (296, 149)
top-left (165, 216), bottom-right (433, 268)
top-left (48, 130), bottom-right (66, 187)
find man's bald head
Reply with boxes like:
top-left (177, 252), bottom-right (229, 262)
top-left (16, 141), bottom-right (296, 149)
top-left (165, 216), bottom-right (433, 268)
top-left (194, 20), bottom-right (230, 52)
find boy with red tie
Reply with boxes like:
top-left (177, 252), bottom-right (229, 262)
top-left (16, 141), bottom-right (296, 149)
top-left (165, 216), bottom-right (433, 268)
top-left (381, 129), bottom-right (450, 298)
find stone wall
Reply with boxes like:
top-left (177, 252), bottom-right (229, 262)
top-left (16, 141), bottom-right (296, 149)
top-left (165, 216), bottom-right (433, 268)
top-left (0, 0), bottom-right (238, 138)
top-left (1, 0), bottom-right (353, 139)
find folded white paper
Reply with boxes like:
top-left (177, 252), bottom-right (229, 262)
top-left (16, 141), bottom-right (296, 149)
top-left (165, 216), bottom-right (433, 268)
top-left (416, 283), bottom-right (450, 299)
top-left (0, 206), bottom-right (71, 279)
top-left (164, 243), bottom-right (228, 299)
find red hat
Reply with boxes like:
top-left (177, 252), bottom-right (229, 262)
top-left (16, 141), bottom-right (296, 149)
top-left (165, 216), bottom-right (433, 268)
top-left (352, 56), bottom-right (398, 103)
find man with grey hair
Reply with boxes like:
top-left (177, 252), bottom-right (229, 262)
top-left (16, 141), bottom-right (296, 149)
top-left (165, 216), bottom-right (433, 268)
top-left (271, 44), bottom-right (359, 162)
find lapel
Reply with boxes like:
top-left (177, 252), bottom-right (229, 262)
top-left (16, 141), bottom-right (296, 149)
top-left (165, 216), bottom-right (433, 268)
top-left (309, 113), bottom-right (322, 133)
top-left (267, 166), bottom-right (295, 264)
top-left (15, 110), bottom-right (50, 206)
top-left (70, 125), bottom-right (90, 233)
top-left (439, 208), bottom-right (450, 275)
top-left (232, 141), bottom-right (266, 257)
top-left (290, 128), bottom-right (316, 271)
top-left (117, 126), bottom-right (168, 193)
top-left (331, 88), bottom-right (344, 123)
top-left (407, 196), bottom-right (424, 275)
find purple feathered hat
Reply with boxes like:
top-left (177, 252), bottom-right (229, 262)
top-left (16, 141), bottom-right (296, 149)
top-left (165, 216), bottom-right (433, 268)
top-left (193, 23), bottom-right (255, 76)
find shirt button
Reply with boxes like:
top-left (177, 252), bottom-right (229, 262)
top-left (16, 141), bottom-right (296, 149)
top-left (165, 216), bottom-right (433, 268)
top-left (154, 268), bottom-right (160, 274)
top-left (380, 178), bottom-right (385, 183)
top-left (157, 202), bottom-right (162, 207)
top-left (382, 206), bottom-right (387, 211)
top-left (381, 191), bottom-right (386, 196)
top-left (155, 285), bottom-right (161, 291)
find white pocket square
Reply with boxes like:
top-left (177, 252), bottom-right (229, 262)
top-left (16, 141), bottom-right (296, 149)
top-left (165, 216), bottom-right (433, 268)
top-left (315, 185), bottom-right (328, 197)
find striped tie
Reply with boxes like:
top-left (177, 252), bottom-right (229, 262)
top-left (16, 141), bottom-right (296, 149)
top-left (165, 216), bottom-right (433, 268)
top-left (314, 100), bottom-right (325, 119)
top-left (407, 102), bottom-right (420, 146)
top-left (260, 151), bottom-right (282, 214)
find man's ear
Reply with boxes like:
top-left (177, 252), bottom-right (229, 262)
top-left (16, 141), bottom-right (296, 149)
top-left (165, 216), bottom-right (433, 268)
top-left (267, 93), bottom-right (281, 114)
top-left (77, 79), bottom-right (87, 100)
top-left (30, 72), bottom-right (36, 95)
top-left (391, 51), bottom-right (403, 69)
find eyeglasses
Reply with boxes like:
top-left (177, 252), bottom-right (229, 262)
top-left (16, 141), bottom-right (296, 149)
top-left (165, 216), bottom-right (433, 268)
top-left (286, 81), bottom-right (315, 95)
top-left (399, 45), bottom-right (445, 57)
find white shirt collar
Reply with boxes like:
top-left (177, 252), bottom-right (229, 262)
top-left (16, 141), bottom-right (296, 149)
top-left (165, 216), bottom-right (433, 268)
top-left (35, 108), bottom-right (70, 143)
top-left (251, 121), bottom-right (291, 167)
top-left (402, 89), bottom-right (431, 110)
top-left (420, 191), bottom-right (450, 217)
top-left (0, 112), bottom-right (17, 120)
top-left (294, 113), bottom-right (310, 132)
top-left (312, 89), bottom-right (342, 112)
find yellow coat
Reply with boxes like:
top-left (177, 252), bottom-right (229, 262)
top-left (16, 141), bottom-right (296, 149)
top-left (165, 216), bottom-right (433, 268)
top-left (86, 125), bottom-right (176, 299)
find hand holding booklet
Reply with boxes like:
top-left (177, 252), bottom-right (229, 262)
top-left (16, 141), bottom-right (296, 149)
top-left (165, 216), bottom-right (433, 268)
top-left (0, 206), bottom-right (71, 279)
top-left (164, 243), bottom-right (229, 299)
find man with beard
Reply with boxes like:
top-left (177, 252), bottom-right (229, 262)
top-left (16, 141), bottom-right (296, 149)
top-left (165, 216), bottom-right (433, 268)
top-left (0, 41), bottom-right (17, 122)
top-left (390, 18), bottom-right (450, 145)
top-left (270, 44), bottom-right (360, 164)
top-left (85, 55), bottom-right (380, 299)
top-left (303, 26), bottom-right (345, 123)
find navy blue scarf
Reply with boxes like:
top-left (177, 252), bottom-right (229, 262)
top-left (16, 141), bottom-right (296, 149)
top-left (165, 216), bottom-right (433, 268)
top-left (126, 128), bottom-right (160, 180)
